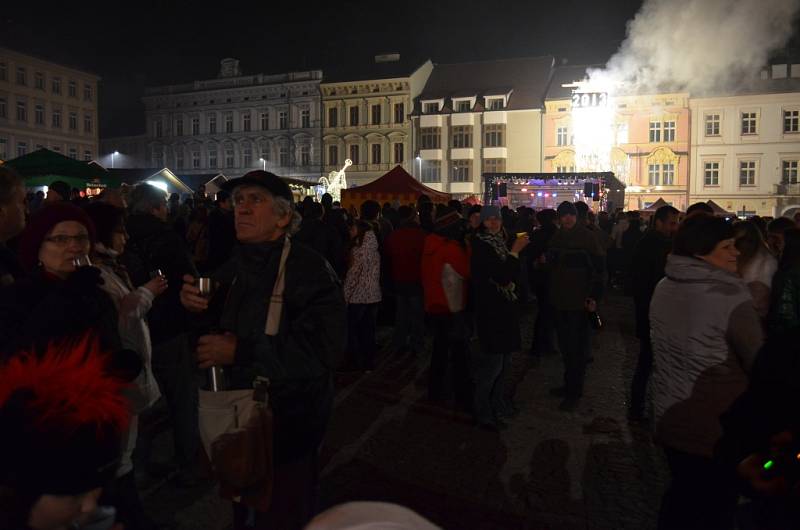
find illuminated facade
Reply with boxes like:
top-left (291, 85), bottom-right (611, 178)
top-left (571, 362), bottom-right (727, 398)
top-left (0, 47), bottom-right (100, 162)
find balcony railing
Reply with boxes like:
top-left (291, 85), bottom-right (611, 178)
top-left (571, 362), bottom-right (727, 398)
top-left (775, 182), bottom-right (800, 195)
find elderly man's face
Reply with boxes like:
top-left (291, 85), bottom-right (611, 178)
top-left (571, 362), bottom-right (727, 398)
top-left (233, 185), bottom-right (290, 243)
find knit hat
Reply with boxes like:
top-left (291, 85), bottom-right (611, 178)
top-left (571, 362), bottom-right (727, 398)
top-left (18, 203), bottom-right (96, 271)
top-left (480, 205), bottom-right (501, 223)
top-left (0, 334), bottom-right (130, 497)
top-left (556, 201), bottom-right (578, 218)
top-left (220, 170), bottom-right (293, 203)
top-left (434, 207), bottom-right (461, 231)
top-left (48, 180), bottom-right (71, 202)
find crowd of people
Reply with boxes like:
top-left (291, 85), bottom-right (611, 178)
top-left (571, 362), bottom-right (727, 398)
top-left (0, 163), bottom-right (799, 529)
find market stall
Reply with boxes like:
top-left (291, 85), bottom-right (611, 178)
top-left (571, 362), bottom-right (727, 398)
top-left (341, 165), bottom-right (450, 210)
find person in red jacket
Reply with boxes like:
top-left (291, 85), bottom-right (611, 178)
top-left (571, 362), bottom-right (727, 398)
top-left (421, 207), bottom-right (472, 410)
top-left (384, 206), bottom-right (428, 355)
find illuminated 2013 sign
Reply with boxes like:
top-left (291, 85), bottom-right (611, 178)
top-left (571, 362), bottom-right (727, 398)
top-left (571, 92), bottom-right (609, 109)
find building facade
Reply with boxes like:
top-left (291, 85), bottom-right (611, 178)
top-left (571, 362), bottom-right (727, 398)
top-left (113, 59), bottom-right (323, 181)
top-left (410, 57), bottom-right (554, 199)
top-left (0, 47), bottom-right (99, 162)
top-left (320, 55), bottom-right (432, 187)
top-left (689, 65), bottom-right (800, 217)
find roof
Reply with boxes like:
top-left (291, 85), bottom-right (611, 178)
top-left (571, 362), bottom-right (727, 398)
top-left (415, 56), bottom-right (555, 111)
top-left (544, 64), bottom-right (602, 101)
top-left (341, 165), bottom-right (450, 202)
top-left (106, 168), bottom-right (193, 193)
top-left (4, 148), bottom-right (118, 188)
top-left (322, 54), bottom-right (430, 84)
top-left (693, 76), bottom-right (800, 98)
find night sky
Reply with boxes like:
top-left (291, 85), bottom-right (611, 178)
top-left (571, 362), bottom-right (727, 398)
top-left (1, 1), bottom-right (646, 137)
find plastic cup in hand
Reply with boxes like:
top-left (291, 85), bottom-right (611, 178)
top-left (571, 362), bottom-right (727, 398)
top-left (71, 255), bottom-right (92, 268)
top-left (196, 277), bottom-right (215, 300)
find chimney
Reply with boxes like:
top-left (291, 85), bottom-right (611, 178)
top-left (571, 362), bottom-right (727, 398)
top-left (375, 53), bottom-right (401, 64)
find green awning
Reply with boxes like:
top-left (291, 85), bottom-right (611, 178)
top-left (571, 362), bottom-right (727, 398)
top-left (4, 148), bottom-right (120, 189)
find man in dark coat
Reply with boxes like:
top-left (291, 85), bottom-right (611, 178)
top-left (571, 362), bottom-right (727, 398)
top-left (180, 171), bottom-right (346, 529)
top-left (205, 190), bottom-right (237, 273)
top-left (0, 166), bottom-right (26, 286)
top-left (628, 204), bottom-right (679, 421)
top-left (121, 183), bottom-right (199, 484)
top-left (528, 209), bottom-right (558, 358)
top-left (293, 202), bottom-right (346, 279)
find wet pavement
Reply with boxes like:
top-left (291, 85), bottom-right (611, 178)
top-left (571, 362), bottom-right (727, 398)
top-left (143, 290), bottom-right (668, 530)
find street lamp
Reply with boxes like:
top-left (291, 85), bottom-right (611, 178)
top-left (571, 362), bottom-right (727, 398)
top-left (259, 157), bottom-right (266, 170)
top-left (111, 150), bottom-right (119, 169)
top-left (416, 155), bottom-right (421, 179)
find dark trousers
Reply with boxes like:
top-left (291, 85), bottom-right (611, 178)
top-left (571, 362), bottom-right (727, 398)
top-left (347, 303), bottom-right (379, 369)
top-left (659, 447), bottom-right (738, 530)
top-left (554, 310), bottom-right (591, 399)
top-left (531, 285), bottom-right (557, 356)
top-left (233, 452), bottom-right (318, 530)
top-left (630, 333), bottom-right (653, 417)
top-left (100, 471), bottom-right (152, 530)
top-left (150, 333), bottom-right (199, 470)
top-left (472, 350), bottom-right (511, 424)
top-left (391, 290), bottom-right (425, 354)
top-left (428, 313), bottom-right (471, 407)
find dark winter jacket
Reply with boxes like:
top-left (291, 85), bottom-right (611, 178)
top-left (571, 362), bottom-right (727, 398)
top-left (546, 224), bottom-right (604, 311)
top-left (630, 229), bottom-right (672, 339)
top-left (470, 236), bottom-right (522, 354)
top-left (215, 236), bottom-right (346, 464)
top-left (292, 218), bottom-right (346, 279)
top-left (121, 213), bottom-right (197, 345)
top-left (205, 207), bottom-right (236, 273)
top-left (768, 265), bottom-right (800, 334)
top-left (0, 242), bottom-right (23, 287)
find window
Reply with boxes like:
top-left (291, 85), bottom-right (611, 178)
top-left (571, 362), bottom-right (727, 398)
top-left (349, 106), bottom-right (359, 126)
top-left (260, 145), bottom-right (270, 162)
top-left (485, 124), bottom-right (505, 147)
top-left (662, 163), bottom-right (675, 185)
top-left (784, 110), bottom-right (799, 133)
top-left (243, 113), bottom-right (251, 132)
top-left (16, 101), bottom-right (26, 122)
top-left (301, 109), bottom-right (310, 128)
top-left (260, 111), bottom-right (269, 130)
top-left (279, 111), bottom-right (288, 129)
top-left (705, 114), bottom-right (720, 136)
top-left (154, 119), bottom-right (162, 137)
top-left (452, 126), bottom-right (472, 148)
top-left (483, 158), bottom-right (506, 174)
top-left (52, 109), bottom-right (61, 128)
top-left (35, 72), bottom-right (45, 90)
top-left (739, 161), bottom-right (756, 186)
top-left (34, 104), bottom-right (44, 125)
top-left (0, 138), bottom-right (6, 159)
top-left (225, 114), bottom-right (233, 133)
top-left (192, 117), bottom-right (200, 135)
top-left (16, 67), bottom-right (26, 85)
top-left (615, 122), bottom-right (629, 144)
top-left (704, 161), bottom-right (720, 186)
top-left (243, 146), bottom-right (252, 167)
top-left (192, 150), bottom-right (201, 169)
top-left (328, 107), bottom-right (338, 127)
top-left (68, 147), bottom-right (77, 160)
top-left (393, 142), bottom-right (404, 164)
top-left (648, 164), bottom-right (660, 185)
top-left (84, 150), bottom-right (92, 161)
top-left (782, 160), bottom-right (799, 184)
top-left (0, 98), bottom-right (5, 119)
top-left (300, 145), bottom-right (310, 166)
top-left (84, 84), bottom-right (92, 101)
top-left (663, 121), bottom-right (676, 142)
top-left (208, 148), bottom-right (217, 168)
top-left (394, 103), bottom-right (405, 124)
top-left (741, 112), bottom-right (757, 135)
top-left (649, 121), bottom-right (662, 143)
top-left (0, 63), bottom-right (5, 81)
top-left (371, 143), bottom-right (381, 164)
top-left (423, 102), bottom-right (438, 114)
top-left (421, 160), bottom-right (441, 183)
top-left (208, 114), bottom-right (217, 134)
top-left (52, 77), bottom-right (61, 95)
top-left (349, 144), bottom-right (359, 165)
top-left (557, 126), bottom-right (569, 146)
top-left (451, 160), bottom-right (472, 182)
top-left (176, 148), bottom-right (184, 169)
top-left (152, 148), bottom-right (163, 168)
top-left (17, 141), bottom-right (27, 157)
top-left (371, 104), bottom-right (381, 125)
top-left (279, 147), bottom-right (290, 166)
top-left (455, 100), bottom-right (471, 112)
top-left (175, 118), bottom-right (183, 136)
top-left (487, 98), bottom-right (504, 110)
top-left (421, 127), bottom-right (440, 149)
top-left (68, 81), bottom-right (76, 98)
top-left (555, 165), bottom-right (575, 173)
top-left (84, 114), bottom-right (92, 133)
top-left (225, 147), bottom-right (234, 167)
top-left (328, 145), bottom-right (339, 166)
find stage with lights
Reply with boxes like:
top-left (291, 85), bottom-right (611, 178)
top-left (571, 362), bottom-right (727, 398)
top-left (483, 172), bottom-right (626, 212)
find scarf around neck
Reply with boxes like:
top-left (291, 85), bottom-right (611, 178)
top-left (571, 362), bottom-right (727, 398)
top-left (476, 230), bottom-right (509, 261)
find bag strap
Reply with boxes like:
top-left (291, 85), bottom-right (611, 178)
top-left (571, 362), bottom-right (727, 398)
top-left (264, 236), bottom-right (291, 336)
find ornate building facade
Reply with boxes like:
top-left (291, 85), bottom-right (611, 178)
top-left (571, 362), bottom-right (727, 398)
top-left (0, 47), bottom-right (99, 162)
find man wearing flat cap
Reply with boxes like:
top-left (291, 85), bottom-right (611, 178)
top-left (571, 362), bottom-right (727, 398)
top-left (180, 170), bottom-right (346, 529)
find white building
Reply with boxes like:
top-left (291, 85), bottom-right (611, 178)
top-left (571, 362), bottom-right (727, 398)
top-left (410, 56), bottom-right (554, 198)
top-left (0, 47), bottom-right (100, 162)
top-left (321, 54), bottom-right (432, 186)
top-left (104, 59), bottom-right (323, 181)
top-left (689, 64), bottom-right (800, 217)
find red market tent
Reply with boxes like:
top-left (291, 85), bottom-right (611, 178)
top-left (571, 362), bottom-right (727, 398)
top-left (341, 165), bottom-right (450, 210)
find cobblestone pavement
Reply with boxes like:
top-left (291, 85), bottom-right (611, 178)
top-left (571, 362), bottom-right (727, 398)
top-left (143, 290), bottom-right (669, 530)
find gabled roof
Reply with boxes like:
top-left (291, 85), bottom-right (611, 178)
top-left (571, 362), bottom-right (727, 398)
top-left (544, 64), bottom-right (602, 101)
top-left (107, 168), bottom-right (193, 193)
top-left (415, 56), bottom-right (555, 111)
top-left (341, 165), bottom-right (450, 202)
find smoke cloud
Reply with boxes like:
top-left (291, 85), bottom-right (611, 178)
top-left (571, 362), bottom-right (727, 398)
top-left (589, 0), bottom-right (800, 95)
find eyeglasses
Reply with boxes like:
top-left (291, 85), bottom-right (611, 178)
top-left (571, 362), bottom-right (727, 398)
top-left (44, 234), bottom-right (90, 246)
